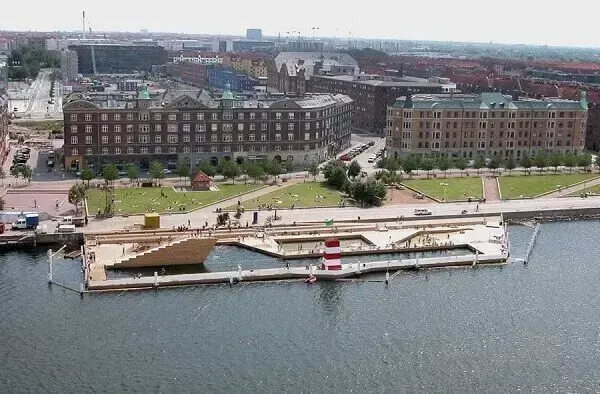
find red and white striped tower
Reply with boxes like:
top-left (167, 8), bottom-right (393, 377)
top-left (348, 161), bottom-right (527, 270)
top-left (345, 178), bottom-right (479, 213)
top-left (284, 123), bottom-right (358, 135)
top-left (322, 238), bottom-right (342, 270)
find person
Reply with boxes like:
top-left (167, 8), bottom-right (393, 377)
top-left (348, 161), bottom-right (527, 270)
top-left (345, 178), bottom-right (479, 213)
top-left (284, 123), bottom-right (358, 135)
top-left (33, 198), bottom-right (37, 208)
top-left (188, 219), bottom-right (191, 227)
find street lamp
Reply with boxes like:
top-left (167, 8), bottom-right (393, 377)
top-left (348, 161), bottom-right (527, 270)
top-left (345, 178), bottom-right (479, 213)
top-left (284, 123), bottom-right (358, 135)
top-left (440, 182), bottom-right (448, 202)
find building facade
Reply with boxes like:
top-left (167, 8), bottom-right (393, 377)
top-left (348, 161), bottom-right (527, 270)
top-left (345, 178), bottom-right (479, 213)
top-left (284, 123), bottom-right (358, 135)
top-left (386, 92), bottom-right (587, 159)
top-left (69, 44), bottom-right (168, 74)
top-left (166, 62), bottom-right (209, 87)
top-left (59, 49), bottom-right (79, 82)
top-left (62, 87), bottom-right (353, 171)
top-left (208, 68), bottom-right (257, 92)
top-left (309, 75), bottom-right (455, 134)
top-left (0, 90), bottom-right (9, 161)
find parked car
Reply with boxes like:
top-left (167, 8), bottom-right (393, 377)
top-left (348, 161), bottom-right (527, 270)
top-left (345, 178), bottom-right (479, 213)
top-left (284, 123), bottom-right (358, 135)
top-left (367, 155), bottom-right (376, 163)
top-left (414, 208), bottom-right (432, 216)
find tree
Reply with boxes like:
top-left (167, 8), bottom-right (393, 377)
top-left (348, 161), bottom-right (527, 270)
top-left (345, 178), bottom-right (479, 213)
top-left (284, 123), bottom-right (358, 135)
top-left (577, 152), bottom-right (592, 171)
top-left (420, 157), bottom-right (434, 178)
top-left (324, 162), bottom-right (348, 190)
top-left (520, 154), bottom-right (532, 175)
top-left (505, 155), bottom-right (516, 175)
top-left (80, 167), bottom-right (94, 187)
top-left (454, 157), bottom-right (468, 177)
top-left (596, 154), bottom-right (600, 172)
top-left (0, 196), bottom-right (4, 210)
top-left (101, 164), bottom-right (119, 186)
top-left (9, 165), bottom-right (20, 185)
top-left (436, 156), bottom-right (451, 178)
top-left (349, 178), bottom-right (387, 206)
top-left (176, 159), bottom-right (191, 186)
top-left (548, 153), bottom-right (563, 174)
top-left (196, 162), bottom-right (216, 177)
top-left (0, 167), bottom-right (5, 187)
top-left (308, 163), bottom-right (319, 181)
top-left (402, 155), bottom-right (418, 178)
top-left (264, 159), bottom-right (282, 180)
top-left (384, 157), bottom-right (400, 172)
top-left (474, 155), bottom-right (486, 175)
top-left (149, 161), bottom-right (165, 185)
top-left (348, 160), bottom-right (361, 179)
top-left (125, 163), bottom-right (139, 185)
top-left (20, 165), bottom-right (33, 184)
top-left (68, 184), bottom-right (86, 214)
top-left (487, 155), bottom-right (501, 175)
top-left (563, 152), bottom-right (576, 173)
top-left (534, 154), bottom-right (547, 175)
top-left (245, 163), bottom-right (265, 183)
top-left (222, 161), bottom-right (240, 184)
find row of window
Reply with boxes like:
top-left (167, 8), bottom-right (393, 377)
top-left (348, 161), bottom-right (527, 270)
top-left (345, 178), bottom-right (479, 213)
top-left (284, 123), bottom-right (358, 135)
top-left (394, 110), bottom-right (581, 119)
top-left (400, 120), bottom-right (582, 130)
top-left (69, 122), bottom-right (325, 134)
top-left (70, 144), bottom-right (318, 156)
top-left (413, 139), bottom-right (574, 150)
top-left (70, 110), bottom-right (334, 123)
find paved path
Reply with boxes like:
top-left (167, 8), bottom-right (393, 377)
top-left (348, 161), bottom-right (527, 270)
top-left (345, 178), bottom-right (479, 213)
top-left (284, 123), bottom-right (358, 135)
top-left (542, 176), bottom-right (600, 198)
top-left (483, 177), bottom-right (501, 202)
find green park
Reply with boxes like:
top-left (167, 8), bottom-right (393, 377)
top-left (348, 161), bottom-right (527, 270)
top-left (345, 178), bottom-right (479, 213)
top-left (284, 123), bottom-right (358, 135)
top-left (498, 173), bottom-right (599, 199)
top-left (86, 183), bottom-right (261, 215)
top-left (402, 177), bottom-right (483, 201)
top-left (229, 181), bottom-right (347, 210)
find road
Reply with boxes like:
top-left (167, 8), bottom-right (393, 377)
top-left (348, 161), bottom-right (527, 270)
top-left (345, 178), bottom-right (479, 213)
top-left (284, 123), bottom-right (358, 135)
top-left (7, 69), bottom-right (62, 120)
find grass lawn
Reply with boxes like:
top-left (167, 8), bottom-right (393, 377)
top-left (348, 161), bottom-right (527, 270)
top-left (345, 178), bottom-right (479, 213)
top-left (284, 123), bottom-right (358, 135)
top-left (568, 184), bottom-right (600, 197)
top-left (229, 181), bottom-right (347, 210)
top-left (402, 177), bottom-right (483, 201)
top-left (499, 173), bottom-right (599, 199)
top-left (87, 183), bottom-right (261, 215)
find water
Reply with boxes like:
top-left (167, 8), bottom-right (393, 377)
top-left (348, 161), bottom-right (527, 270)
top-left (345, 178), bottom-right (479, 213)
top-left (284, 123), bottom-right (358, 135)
top-left (2, 222), bottom-right (600, 392)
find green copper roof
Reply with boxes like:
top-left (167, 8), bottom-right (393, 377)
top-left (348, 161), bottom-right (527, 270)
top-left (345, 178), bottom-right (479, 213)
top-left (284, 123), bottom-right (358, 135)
top-left (221, 83), bottom-right (234, 100)
top-left (138, 84), bottom-right (150, 100)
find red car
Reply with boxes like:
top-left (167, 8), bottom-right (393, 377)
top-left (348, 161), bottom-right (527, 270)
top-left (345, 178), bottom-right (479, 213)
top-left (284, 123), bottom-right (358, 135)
top-left (340, 154), bottom-right (351, 161)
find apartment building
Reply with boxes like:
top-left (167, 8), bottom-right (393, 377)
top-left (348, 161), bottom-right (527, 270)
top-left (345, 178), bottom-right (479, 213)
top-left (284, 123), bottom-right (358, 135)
top-left (386, 92), bottom-right (587, 159)
top-left (62, 86), bottom-right (353, 171)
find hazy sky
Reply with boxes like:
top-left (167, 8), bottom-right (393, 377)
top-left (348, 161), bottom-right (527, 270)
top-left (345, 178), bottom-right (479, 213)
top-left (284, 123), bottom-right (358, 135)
top-left (5, 0), bottom-right (599, 48)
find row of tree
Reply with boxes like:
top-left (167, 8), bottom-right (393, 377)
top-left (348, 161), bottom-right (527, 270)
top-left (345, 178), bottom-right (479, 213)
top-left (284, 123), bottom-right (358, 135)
top-left (0, 165), bottom-right (34, 186)
top-left (378, 152), bottom-right (596, 177)
top-left (7, 45), bottom-right (60, 80)
top-left (323, 160), bottom-right (386, 206)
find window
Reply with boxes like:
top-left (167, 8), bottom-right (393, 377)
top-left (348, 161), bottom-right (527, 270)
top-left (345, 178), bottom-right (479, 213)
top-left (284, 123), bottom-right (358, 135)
top-left (85, 114), bottom-right (92, 121)
top-left (155, 135), bottom-right (162, 143)
top-left (223, 111), bottom-right (233, 120)
top-left (85, 148), bottom-right (92, 155)
top-left (71, 148), bottom-right (78, 156)
top-left (236, 145), bottom-right (244, 152)
top-left (154, 113), bottom-right (161, 121)
top-left (238, 113), bottom-right (244, 120)
top-left (183, 135), bottom-right (190, 143)
top-left (276, 112), bottom-right (282, 120)
top-left (261, 112), bottom-right (267, 120)
top-left (71, 136), bottom-right (78, 144)
top-left (305, 122), bottom-right (310, 130)
top-left (211, 124), bottom-right (218, 132)
top-left (211, 146), bottom-right (218, 153)
top-left (304, 132), bottom-right (310, 141)
top-left (195, 134), bottom-right (205, 142)
top-left (261, 123), bottom-right (267, 131)
top-left (275, 133), bottom-right (282, 141)
top-left (98, 114), bottom-right (107, 123)
top-left (250, 113), bottom-right (256, 120)
top-left (155, 146), bottom-right (162, 154)
top-left (85, 125), bottom-right (92, 133)
top-left (139, 124), bottom-right (149, 133)
top-left (223, 124), bottom-right (233, 132)
top-left (140, 147), bottom-right (148, 154)
top-left (288, 133), bottom-right (294, 141)
top-left (114, 135), bottom-right (121, 144)
top-left (249, 133), bottom-right (256, 141)
top-left (70, 114), bottom-right (77, 121)
top-left (126, 113), bottom-right (134, 121)
top-left (71, 125), bottom-right (78, 133)
top-left (155, 124), bottom-right (161, 132)
top-left (168, 135), bottom-right (178, 143)
top-left (250, 123), bottom-right (256, 131)
top-left (101, 135), bottom-right (108, 144)
top-left (85, 136), bottom-right (92, 144)
top-left (196, 124), bottom-right (206, 132)
top-left (211, 113), bottom-right (218, 121)
top-left (197, 113), bottom-right (204, 121)
top-left (304, 144), bottom-right (310, 151)
top-left (139, 135), bottom-right (150, 143)
top-left (238, 123), bottom-right (244, 131)
top-left (288, 113), bottom-right (295, 119)
top-left (115, 147), bottom-right (121, 155)
top-left (276, 123), bottom-right (282, 131)
top-left (237, 134), bottom-right (244, 142)
top-left (101, 148), bottom-right (109, 155)
top-left (169, 114), bottom-right (177, 121)
top-left (167, 124), bottom-right (177, 133)
top-left (261, 133), bottom-right (267, 141)
top-left (305, 112), bottom-right (311, 119)
top-left (139, 113), bottom-right (149, 121)
top-left (195, 146), bottom-right (204, 153)
top-left (183, 146), bottom-right (190, 154)
top-left (223, 146), bottom-right (231, 153)
top-left (183, 124), bottom-right (190, 132)
top-left (211, 134), bottom-right (218, 142)
top-left (275, 145), bottom-right (281, 151)
top-left (182, 113), bottom-right (190, 121)
top-left (127, 135), bottom-right (134, 144)
top-left (126, 125), bottom-right (134, 133)
top-left (222, 134), bottom-right (232, 142)
top-left (114, 113), bottom-right (121, 121)
top-left (127, 147), bottom-right (134, 155)
top-left (249, 146), bottom-right (256, 152)
top-left (114, 125), bottom-right (121, 133)
top-left (288, 123), bottom-right (294, 131)
top-left (260, 145), bottom-right (267, 152)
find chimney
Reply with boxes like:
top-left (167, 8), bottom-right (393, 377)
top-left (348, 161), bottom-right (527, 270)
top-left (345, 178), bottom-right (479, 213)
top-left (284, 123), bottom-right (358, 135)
top-left (82, 11), bottom-right (86, 40)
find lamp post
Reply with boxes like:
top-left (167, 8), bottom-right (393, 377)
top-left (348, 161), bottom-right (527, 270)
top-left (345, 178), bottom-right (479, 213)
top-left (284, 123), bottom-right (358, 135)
top-left (440, 182), bottom-right (448, 202)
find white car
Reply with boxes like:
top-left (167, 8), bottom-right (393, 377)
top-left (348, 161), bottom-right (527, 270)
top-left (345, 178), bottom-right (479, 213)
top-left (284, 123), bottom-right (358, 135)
top-left (367, 155), bottom-right (376, 163)
top-left (414, 208), bottom-right (432, 216)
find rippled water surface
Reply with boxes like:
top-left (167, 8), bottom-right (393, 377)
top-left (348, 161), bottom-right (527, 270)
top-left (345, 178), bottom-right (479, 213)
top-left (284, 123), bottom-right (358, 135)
top-left (2, 222), bottom-right (600, 392)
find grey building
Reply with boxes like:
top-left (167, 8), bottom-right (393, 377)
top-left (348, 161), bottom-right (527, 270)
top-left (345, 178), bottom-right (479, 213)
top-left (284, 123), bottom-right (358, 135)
top-left (246, 29), bottom-right (262, 41)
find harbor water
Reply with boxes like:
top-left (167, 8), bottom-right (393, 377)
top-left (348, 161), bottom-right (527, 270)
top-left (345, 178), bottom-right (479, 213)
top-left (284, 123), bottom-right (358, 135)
top-left (2, 221), bottom-right (600, 392)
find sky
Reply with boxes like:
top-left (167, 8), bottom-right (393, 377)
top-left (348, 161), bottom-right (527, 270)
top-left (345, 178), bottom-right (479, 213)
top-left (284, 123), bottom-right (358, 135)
top-left (4, 0), bottom-right (600, 48)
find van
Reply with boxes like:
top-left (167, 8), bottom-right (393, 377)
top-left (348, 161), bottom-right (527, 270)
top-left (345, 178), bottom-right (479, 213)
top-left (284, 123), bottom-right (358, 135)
top-left (60, 216), bottom-right (73, 225)
top-left (414, 208), bottom-right (432, 216)
top-left (57, 224), bottom-right (76, 233)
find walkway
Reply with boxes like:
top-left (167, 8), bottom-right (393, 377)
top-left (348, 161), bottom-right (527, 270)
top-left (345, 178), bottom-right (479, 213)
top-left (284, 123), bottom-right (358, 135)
top-left (542, 175), bottom-right (600, 198)
top-left (483, 177), bottom-right (501, 202)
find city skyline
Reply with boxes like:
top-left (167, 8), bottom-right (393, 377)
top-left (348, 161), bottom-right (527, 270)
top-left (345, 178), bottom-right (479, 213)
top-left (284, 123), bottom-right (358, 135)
top-left (4, 0), bottom-right (600, 48)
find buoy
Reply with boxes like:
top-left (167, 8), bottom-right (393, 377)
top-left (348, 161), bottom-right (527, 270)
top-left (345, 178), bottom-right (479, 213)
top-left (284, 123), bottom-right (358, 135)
top-left (153, 271), bottom-right (158, 287)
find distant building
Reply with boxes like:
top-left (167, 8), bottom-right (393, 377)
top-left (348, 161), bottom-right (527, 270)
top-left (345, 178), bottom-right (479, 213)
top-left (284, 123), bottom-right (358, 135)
top-left (208, 68), bottom-right (257, 92)
top-left (0, 90), bottom-right (9, 160)
top-left (191, 171), bottom-right (213, 191)
top-left (224, 53), bottom-right (271, 79)
top-left (269, 52), bottom-right (359, 95)
top-left (285, 41), bottom-right (324, 52)
top-left (386, 92), bottom-right (588, 159)
top-left (166, 62), bottom-right (209, 88)
top-left (68, 44), bottom-right (168, 74)
top-left (246, 29), bottom-right (262, 41)
top-left (60, 49), bottom-right (79, 82)
top-left (62, 87), bottom-right (353, 170)
top-left (172, 52), bottom-right (223, 65)
top-left (117, 80), bottom-right (143, 92)
top-left (309, 74), bottom-right (455, 133)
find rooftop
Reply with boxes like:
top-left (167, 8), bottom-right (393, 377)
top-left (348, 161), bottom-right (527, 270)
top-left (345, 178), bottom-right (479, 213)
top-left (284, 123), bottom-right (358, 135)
top-left (274, 52), bottom-right (359, 79)
top-left (313, 74), bottom-right (455, 88)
